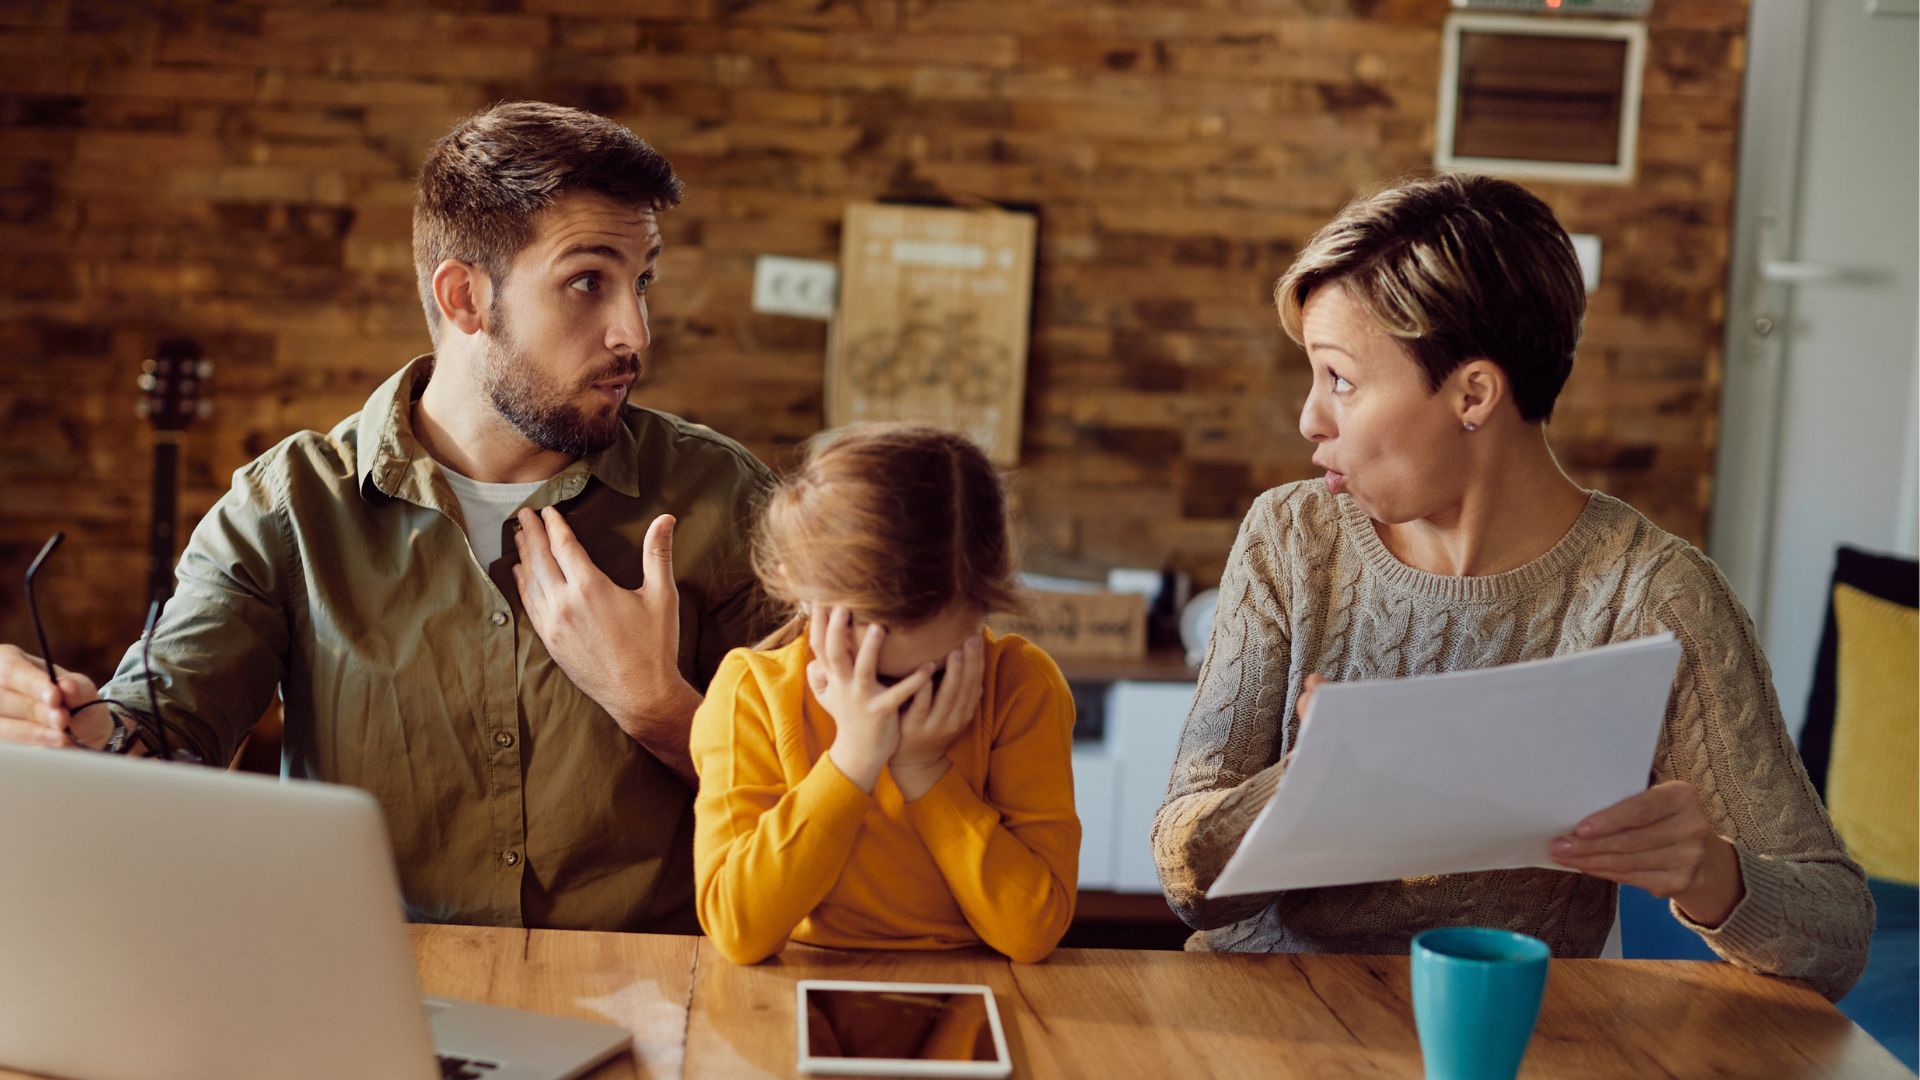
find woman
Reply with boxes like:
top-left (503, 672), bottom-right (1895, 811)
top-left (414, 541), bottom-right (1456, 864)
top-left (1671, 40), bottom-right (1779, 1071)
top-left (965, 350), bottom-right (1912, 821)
top-left (1151, 173), bottom-right (1872, 1001)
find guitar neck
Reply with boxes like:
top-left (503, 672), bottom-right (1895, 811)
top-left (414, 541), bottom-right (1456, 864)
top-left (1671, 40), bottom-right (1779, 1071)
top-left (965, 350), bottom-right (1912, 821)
top-left (139, 336), bottom-right (211, 603)
top-left (147, 435), bottom-right (180, 603)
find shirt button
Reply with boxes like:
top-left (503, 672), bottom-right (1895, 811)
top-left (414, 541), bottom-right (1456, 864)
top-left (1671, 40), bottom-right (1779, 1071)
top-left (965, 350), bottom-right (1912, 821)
top-left (501, 850), bottom-right (520, 867)
top-left (494, 731), bottom-right (514, 749)
top-left (490, 611), bottom-right (508, 627)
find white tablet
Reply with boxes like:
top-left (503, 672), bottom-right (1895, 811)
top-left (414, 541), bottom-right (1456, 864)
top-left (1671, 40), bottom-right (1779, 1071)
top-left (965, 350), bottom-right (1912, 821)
top-left (795, 979), bottom-right (1013, 1078)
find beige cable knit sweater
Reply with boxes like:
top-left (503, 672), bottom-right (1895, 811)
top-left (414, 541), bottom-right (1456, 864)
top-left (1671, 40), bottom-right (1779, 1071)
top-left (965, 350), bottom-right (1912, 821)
top-left (1151, 481), bottom-right (1873, 1001)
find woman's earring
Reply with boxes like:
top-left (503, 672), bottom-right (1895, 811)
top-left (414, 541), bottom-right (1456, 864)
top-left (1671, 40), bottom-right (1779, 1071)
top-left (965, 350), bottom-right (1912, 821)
top-left (1462, 421), bottom-right (1477, 432)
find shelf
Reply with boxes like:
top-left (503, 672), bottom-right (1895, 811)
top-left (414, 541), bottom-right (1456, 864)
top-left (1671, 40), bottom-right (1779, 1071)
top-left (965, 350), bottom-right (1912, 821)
top-left (1057, 649), bottom-right (1198, 684)
top-left (1071, 890), bottom-right (1184, 922)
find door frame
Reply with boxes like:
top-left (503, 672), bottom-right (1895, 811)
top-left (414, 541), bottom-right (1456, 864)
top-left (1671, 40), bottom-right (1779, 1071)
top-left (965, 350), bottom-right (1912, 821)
top-left (1706, 0), bottom-right (1817, 636)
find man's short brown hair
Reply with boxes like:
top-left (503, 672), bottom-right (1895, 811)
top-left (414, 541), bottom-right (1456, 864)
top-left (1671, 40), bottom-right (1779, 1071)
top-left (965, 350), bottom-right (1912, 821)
top-left (411, 101), bottom-right (684, 342)
top-left (1275, 173), bottom-right (1585, 423)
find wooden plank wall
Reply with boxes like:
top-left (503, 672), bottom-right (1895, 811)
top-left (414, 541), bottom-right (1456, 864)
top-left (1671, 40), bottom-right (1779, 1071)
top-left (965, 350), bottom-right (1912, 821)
top-left (0, 1), bottom-right (1745, 678)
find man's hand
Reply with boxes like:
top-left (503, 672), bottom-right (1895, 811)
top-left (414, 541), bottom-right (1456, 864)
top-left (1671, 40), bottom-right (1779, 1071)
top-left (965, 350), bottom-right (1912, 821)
top-left (513, 506), bottom-right (701, 784)
top-left (889, 634), bottom-right (985, 801)
top-left (808, 606), bottom-right (934, 794)
top-left (0, 643), bottom-right (106, 749)
top-left (1551, 780), bottom-right (1746, 927)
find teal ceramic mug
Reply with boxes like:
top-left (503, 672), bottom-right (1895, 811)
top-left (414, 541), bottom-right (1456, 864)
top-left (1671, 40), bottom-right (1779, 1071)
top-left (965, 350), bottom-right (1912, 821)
top-left (1410, 927), bottom-right (1551, 1080)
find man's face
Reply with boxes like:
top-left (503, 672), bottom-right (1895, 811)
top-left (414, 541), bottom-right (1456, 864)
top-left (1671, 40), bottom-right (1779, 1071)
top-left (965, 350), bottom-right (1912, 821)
top-left (477, 192), bottom-right (661, 456)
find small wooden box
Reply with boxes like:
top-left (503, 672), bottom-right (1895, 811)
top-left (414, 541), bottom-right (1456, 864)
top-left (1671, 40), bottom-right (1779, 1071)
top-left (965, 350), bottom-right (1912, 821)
top-left (992, 591), bottom-right (1148, 662)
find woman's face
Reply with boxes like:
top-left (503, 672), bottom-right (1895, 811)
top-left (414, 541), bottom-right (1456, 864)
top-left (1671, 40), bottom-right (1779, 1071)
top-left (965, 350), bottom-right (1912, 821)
top-left (1297, 283), bottom-right (1470, 524)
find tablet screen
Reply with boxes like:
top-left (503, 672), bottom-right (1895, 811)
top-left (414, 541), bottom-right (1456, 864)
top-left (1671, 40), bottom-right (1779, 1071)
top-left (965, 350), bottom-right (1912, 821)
top-left (801, 986), bottom-right (998, 1062)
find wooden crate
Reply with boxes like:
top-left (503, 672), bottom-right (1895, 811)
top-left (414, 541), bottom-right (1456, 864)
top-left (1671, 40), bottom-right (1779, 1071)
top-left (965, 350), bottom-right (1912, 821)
top-left (991, 590), bottom-right (1147, 662)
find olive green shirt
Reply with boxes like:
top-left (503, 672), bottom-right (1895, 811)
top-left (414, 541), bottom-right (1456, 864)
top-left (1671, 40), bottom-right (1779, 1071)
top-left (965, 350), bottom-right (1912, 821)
top-left (99, 356), bottom-right (775, 933)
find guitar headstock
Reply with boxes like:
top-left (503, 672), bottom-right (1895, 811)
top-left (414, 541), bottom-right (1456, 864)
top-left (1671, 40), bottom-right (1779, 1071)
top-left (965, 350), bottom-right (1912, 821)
top-left (137, 337), bottom-right (213, 433)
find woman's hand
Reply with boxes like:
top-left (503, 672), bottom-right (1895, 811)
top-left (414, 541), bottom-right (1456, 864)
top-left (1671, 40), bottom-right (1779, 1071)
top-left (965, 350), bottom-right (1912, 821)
top-left (1550, 780), bottom-right (1745, 927)
top-left (809, 605), bottom-right (933, 794)
top-left (1299, 676), bottom-right (1745, 926)
top-left (890, 634), bottom-right (985, 801)
top-left (1296, 673), bottom-right (1328, 723)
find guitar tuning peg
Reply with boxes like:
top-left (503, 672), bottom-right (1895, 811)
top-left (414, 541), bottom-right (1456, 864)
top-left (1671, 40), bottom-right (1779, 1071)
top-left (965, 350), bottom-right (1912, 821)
top-left (196, 400), bottom-right (213, 418)
top-left (182, 379), bottom-right (196, 395)
top-left (135, 400), bottom-right (151, 419)
top-left (196, 360), bottom-right (214, 379)
top-left (137, 373), bottom-right (157, 392)
top-left (141, 358), bottom-right (157, 375)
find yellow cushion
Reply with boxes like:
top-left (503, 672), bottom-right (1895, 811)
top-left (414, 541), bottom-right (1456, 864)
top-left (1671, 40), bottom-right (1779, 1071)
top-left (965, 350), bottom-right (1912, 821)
top-left (1825, 582), bottom-right (1920, 885)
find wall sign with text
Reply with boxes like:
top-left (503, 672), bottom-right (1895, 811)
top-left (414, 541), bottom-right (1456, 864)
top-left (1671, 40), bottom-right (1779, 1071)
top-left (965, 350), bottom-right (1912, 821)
top-left (828, 203), bottom-right (1037, 465)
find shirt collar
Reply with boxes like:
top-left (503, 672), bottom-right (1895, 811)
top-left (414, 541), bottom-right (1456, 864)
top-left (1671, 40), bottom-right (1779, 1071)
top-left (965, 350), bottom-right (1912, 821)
top-left (356, 354), bottom-right (643, 502)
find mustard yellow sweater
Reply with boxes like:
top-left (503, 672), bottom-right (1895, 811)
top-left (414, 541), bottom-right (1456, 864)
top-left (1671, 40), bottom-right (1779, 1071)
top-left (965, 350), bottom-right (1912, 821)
top-left (691, 628), bottom-right (1081, 964)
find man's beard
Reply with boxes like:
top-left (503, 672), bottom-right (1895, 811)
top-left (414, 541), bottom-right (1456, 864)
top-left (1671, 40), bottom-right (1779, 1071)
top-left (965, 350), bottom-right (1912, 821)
top-left (478, 303), bottom-right (636, 457)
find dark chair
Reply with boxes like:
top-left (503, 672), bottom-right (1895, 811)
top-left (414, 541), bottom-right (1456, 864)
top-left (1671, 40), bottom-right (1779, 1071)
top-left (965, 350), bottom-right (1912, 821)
top-left (1801, 545), bottom-right (1917, 1072)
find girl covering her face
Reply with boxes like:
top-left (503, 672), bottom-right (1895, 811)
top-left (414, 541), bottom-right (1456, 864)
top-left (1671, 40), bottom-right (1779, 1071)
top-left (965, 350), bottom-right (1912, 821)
top-left (690, 424), bottom-right (1080, 965)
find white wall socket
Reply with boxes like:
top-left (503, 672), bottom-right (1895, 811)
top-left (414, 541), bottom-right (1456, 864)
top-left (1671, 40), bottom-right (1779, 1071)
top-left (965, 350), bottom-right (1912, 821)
top-left (751, 254), bottom-right (839, 320)
top-left (1569, 233), bottom-right (1603, 293)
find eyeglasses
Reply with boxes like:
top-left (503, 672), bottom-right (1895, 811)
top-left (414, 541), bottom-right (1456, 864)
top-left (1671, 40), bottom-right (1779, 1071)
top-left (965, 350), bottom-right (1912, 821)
top-left (25, 533), bottom-right (209, 762)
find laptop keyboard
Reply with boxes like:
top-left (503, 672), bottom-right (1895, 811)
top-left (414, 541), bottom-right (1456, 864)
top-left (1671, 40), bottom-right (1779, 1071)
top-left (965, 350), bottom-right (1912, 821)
top-left (437, 1054), bottom-right (500, 1079)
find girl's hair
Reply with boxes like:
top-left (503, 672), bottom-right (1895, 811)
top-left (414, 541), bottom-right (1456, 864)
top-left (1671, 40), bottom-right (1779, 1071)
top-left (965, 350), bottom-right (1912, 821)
top-left (752, 424), bottom-right (1025, 649)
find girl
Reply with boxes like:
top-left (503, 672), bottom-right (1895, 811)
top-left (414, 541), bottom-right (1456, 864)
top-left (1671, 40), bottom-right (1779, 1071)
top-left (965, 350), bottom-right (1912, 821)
top-left (691, 424), bottom-right (1080, 964)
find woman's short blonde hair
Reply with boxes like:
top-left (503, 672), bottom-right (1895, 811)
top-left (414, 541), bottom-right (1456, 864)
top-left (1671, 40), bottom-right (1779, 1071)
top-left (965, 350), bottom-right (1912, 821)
top-left (1275, 173), bottom-right (1585, 423)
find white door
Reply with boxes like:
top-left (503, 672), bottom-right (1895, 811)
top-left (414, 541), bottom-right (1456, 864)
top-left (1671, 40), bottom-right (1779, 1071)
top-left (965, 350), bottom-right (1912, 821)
top-left (1709, 0), bottom-right (1919, 738)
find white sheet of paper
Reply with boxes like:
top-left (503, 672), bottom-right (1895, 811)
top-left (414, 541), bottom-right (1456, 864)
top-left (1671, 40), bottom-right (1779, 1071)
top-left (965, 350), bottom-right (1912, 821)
top-left (1207, 633), bottom-right (1684, 898)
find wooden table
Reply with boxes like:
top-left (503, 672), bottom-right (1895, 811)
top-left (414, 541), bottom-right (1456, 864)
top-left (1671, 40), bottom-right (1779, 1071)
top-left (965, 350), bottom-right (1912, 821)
top-left (405, 925), bottom-right (1905, 1079)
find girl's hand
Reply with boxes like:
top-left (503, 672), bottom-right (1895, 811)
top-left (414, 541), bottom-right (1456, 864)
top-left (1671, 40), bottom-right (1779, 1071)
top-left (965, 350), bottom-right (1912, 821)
top-left (1550, 780), bottom-right (1745, 927)
top-left (891, 634), bottom-right (985, 801)
top-left (809, 605), bottom-right (933, 793)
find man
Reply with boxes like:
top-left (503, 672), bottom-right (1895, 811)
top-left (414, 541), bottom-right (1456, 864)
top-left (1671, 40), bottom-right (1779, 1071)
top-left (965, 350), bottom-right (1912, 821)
top-left (0, 102), bottom-right (772, 933)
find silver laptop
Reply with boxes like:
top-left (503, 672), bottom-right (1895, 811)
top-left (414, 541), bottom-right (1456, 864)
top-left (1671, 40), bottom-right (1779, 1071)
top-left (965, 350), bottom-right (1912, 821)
top-left (0, 744), bottom-right (631, 1080)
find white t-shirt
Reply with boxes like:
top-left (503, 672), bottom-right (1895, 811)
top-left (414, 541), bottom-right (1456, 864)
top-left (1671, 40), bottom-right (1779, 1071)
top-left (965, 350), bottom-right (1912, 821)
top-left (439, 465), bottom-right (549, 566)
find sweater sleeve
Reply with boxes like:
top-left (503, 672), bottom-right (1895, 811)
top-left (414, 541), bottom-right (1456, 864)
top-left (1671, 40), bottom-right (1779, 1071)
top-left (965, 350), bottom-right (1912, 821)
top-left (691, 650), bottom-right (872, 965)
top-left (903, 642), bottom-right (1081, 963)
top-left (1151, 493), bottom-right (1298, 931)
top-left (1643, 550), bottom-right (1874, 1001)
